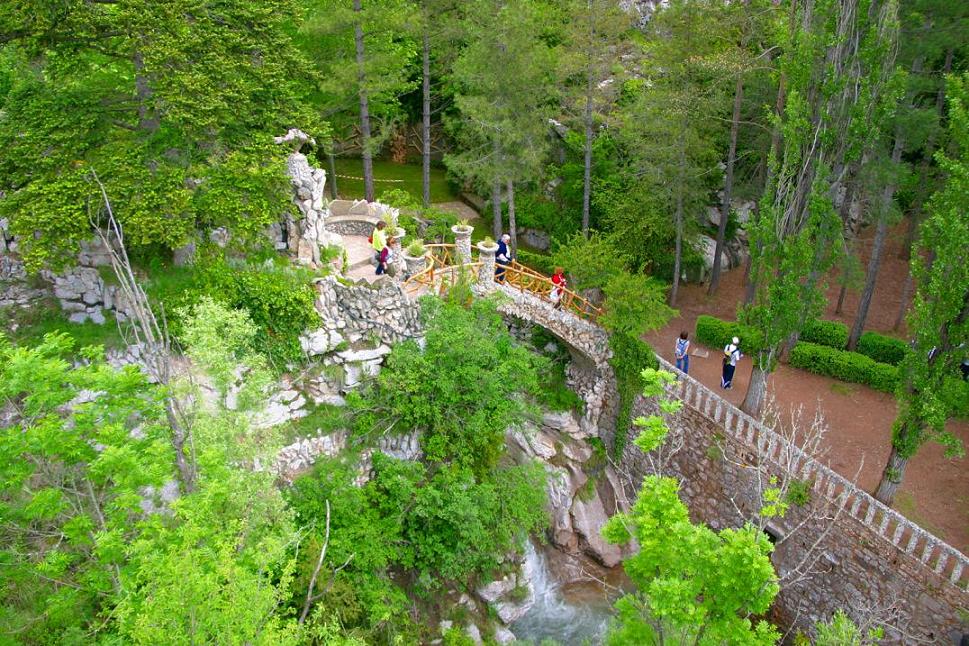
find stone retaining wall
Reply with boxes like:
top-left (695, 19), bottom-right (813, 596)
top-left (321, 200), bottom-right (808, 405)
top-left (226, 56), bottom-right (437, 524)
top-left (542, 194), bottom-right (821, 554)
top-left (615, 356), bottom-right (969, 643)
top-left (313, 275), bottom-right (423, 345)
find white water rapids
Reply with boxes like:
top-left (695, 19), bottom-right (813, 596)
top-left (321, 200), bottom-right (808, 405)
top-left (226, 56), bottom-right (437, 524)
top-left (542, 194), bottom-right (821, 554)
top-left (510, 540), bottom-right (626, 645)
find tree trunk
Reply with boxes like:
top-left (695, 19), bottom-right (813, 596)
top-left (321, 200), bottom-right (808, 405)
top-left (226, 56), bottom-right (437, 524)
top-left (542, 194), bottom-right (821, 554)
top-left (581, 9), bottom-right (594, 238)
top-left (893, 272), bottom-right (912, 331)
top-left (491, 180), bottom-right (502, 239)
top-left (835, 284), bottom-right (848, 315)
top-left (742, 364), bottom-right (769, 417)
top-left (670, 133), bottom-right (686, 307)
top-left (327, 150), bottom-right (338, 199)
top-left (506, 178), bottom-right (517, 257)
top-left (847, 137), bottom-right (904, 350)
top-left (421, 28), bottom-right (431, 209)
top-left (133, 51), bottom-right (159, 134)
top-left (353, 0), bottom-right (374, 202)
top-left (709, 77), bottom-right (744, 296)
top-left (874, 443), bottom-right (908, 505)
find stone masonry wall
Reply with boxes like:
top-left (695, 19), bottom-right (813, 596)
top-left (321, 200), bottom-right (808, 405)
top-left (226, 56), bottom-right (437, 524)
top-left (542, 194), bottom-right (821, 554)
top-left (313, 275), bottom-right (423, 345)
top-left (614, 357), bottom-right (969, 644)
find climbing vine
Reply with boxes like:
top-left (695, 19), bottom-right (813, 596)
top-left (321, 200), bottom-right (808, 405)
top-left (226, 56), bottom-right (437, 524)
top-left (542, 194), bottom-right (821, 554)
top-left (608, 332), bottom-right (658, 459)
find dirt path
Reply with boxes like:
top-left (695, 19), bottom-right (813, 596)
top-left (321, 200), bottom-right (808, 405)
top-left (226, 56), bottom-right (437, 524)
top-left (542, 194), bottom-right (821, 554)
top-left (646, 222), bottom-right (969, 552)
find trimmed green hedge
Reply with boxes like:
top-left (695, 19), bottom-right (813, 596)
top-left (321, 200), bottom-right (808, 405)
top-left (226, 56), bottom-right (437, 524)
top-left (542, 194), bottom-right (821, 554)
top-left (856, 331), bottom-right (909, 366)
top-left (694, 315), bottom-right (764, 355)
top-left (789, 342), bottom-right (899, 393)
top-left (801, 319), bottom-right (848, 349)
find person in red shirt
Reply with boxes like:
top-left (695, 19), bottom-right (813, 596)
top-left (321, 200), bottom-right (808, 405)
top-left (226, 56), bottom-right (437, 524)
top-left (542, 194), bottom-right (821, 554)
top-left (550, 267), bottom-right (567, 309)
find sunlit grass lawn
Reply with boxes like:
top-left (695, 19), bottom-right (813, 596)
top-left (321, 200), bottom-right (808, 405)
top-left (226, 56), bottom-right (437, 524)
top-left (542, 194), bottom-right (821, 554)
top-left (331, 158), bottom-right (459, 204)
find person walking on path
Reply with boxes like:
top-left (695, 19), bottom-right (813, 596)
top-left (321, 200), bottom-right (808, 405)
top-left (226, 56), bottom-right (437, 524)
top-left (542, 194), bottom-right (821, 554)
top-left (721, 336), bottom-right (741, 389)
top-left (376, 236), bottom-right (395, 276)
top-left (496, 234), bottom-right (512, 283)
top-left (550, 267), bottom-right (567, 308)
top-left (674, 331), bottom-right (690, 374)
top-left (370, 221), bottom-right (388, 267)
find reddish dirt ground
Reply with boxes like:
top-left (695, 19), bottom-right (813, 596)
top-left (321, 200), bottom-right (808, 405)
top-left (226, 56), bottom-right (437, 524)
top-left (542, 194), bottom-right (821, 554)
top-left (645, 222), bottom-right (969, 553)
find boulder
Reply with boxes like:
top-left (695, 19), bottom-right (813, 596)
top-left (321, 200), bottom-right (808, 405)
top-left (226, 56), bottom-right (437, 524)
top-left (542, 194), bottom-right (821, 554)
top-left (571, 491), bottom-right (622, 567)
top-left (300, 329), bottom-right (331, 355)
top-left (541, 411), bottom-right (583, 438)
top-left (336, 345), bottom-right (391, 363)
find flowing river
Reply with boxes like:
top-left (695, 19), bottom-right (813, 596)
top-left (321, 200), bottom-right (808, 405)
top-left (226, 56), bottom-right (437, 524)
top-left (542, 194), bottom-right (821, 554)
top-left (510, 540), bottom-right (630, 645)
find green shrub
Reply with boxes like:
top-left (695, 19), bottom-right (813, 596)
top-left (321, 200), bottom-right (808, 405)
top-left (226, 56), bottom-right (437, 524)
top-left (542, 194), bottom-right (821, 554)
top-left (800, 319), bottom-right (848, 349)
top-left (147, 254), bottom-right (317, 368)
top-left (694, 315), bottom-right (764, 355)
top-left (856, 331), bottom-right (909, 366)
top-left (517, 249), bottom-right (555, 275)
top-left (609, 332), bottom-right (658, 458)
top-left (788, 342), bottom-right (899, 393)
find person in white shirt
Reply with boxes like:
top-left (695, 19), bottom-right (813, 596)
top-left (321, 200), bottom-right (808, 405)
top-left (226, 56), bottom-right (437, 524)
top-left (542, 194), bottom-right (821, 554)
top-left (721, 336), bottom-right (742, 389)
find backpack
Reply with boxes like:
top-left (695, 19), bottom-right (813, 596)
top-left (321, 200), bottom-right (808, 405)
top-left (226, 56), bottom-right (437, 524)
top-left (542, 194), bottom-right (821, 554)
top-left (723, 345), bottom-right (735, 366)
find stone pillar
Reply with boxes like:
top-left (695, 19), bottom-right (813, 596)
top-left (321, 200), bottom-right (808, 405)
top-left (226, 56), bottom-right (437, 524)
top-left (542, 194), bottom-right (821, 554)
top-left (452, 225), bottom-right (473, 264)
top-left (390, 227), bottom-right (406, 278)
top-left (476, 241), bottom-right (497, 292)
top-left (403, 251), bottom-right (428, 279)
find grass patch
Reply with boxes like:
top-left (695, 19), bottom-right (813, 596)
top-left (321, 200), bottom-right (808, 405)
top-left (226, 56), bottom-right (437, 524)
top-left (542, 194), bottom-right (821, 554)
top-left (829, 382), bottom-right (857, 397)
top-left (0, 299), bottom-right (125, 352)
top-left (283, 403), bottom-right (348, 444)
top-left (893, 491), bottom-right (946, 539)
top-left (332, 158), bottom-right (459, 204)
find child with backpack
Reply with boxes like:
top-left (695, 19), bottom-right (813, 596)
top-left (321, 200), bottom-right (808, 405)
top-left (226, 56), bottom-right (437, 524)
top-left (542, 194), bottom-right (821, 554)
top-left (674, 331), bottom-right (690, 374)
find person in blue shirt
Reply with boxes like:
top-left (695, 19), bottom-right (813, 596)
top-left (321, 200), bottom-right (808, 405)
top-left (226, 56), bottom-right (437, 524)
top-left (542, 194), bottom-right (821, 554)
top-left (495, 233), bottom-right (512, 283)
top-left (674, 331), bottom-right (690, 374)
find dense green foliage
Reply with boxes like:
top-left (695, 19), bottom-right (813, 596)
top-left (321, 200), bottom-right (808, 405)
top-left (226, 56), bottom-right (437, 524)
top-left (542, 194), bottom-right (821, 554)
top-left (856, 331), bottom-right (909, 366)
top-left (789, 342), bottom-right (899, 393)
top-left (694, 315), bottom-right (765, 356)
top-left (352, 297), bottom-right (544, 474)
top-left (0, 302), bottom-right (301, 644)
top-left (800, 319), bottom-right (850, 350)
top-left (0, 0), bottom-right (319, 270)
top-left (604, 369), bottom-right (780, 644)
top-left (146, 254), bottom-right (319, 367)
top-left (607, 333), bottom-right (659, 458)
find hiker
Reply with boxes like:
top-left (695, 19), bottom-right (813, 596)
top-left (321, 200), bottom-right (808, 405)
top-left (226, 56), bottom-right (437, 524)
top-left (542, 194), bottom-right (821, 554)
top-left (370, 221), bottom-right (388, 268)
top-left (495, 234), bottom-right (512, 283)
top-left (721, 336), bottom-right (741, 389)
top-left (674, 331), bottom-right (690, 374)
top-left (550, 267), bottom-right (567, 308)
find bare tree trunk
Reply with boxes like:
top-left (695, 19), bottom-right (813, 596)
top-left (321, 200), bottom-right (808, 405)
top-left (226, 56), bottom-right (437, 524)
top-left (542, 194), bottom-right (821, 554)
top-left (709, 77), bottom-right (744, 296)
top-left (742, 364), bottom-right (769, 417)
top-left (506, 178), bottom-right (517, 257)
top-left (133, 51), bottom-right (159, 134)
top-left (848, 134), bottom-right (905, 350)
top-left (491, 180), bottom-right (502, 239)
top-left (327, 149), bottom-right (338, 199)
top-left (893, 272), bottom-right (912, 331)
top-left (353, 0), bottom-right (374, 202)
top-left (874, 443), bottom-right (908, 505)
top-left (669, 133), bottom-right (686, 307)
top-left (581, 3), bottom-right (595, 238)
top-left (582, 88), bottom-right (593, 238)
top-left (421, 29), bottom-right (431, 209)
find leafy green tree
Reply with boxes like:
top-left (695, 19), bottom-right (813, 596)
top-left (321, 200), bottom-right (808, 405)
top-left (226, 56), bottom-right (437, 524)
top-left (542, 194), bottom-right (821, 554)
top-left (298, 0), bottom-right (418, 201)
top-left (559, 0), bottom-right (634, 237)
top-left (873, 73), bottom-right (969, 504)
top-left (0, 299), bottom-right (304, 643)
top-left (359, 297), bottom-right (544, 474)
top-left (741, 0), bottom-right (900, 416)
top-left (603, 371), bottom-right (779, 645)
top-left (615, 0), bottom-right (728, 306)
top-left (445, 0), bottom-right (559, 255)
top-left (0, 1), bottom-right (319, 270)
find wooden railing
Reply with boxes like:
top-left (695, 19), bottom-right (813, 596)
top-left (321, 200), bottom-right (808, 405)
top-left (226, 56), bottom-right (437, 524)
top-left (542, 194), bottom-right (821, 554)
top-left (500, 261), bottom-right (603, 321)
top-left (402, 245), bottom-right (603, 321)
